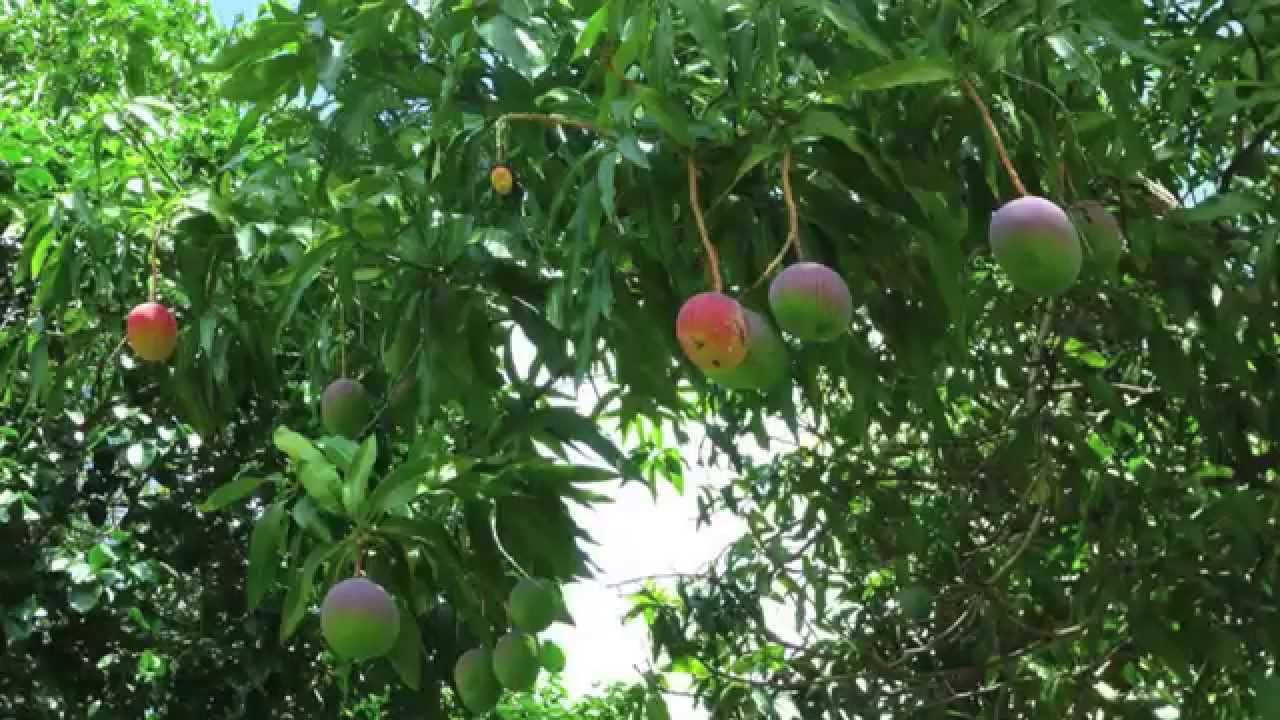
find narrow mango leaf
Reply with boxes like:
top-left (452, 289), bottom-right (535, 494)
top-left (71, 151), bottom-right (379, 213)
top-left (247, 503), bottom-right (288, 611)
top-left (633, 87), bottom-right (693, 147)
top-left (199, 473), bottom-right (276, 512)
top-left (795, 0), bottom-right (891, 58)
top-left (299, 461), bottom-right (344, 514)
top-left (572, 4), bottom-right (609, 60)
top-left (200, 19), bottom-right (302, 73)
top-left (671, 0), bottom-right (729, 78)
top-left (270, 239), bottom-right (344, 343)
top-left (279, 541), bottom-right (339, 643)
top-left (1173, 192), bottom-right (1266, 222)
top-left (844, 58), bottom-right (954, 92)
top-left (709, 144), bottom-right (775, 211)
top-left (387, 598), bottom-right (422, 690)
top-left (362, 457), bottom-right (439, 521)
top-left (273, 426), bottom-right (325, 464)
top-left (342, 435), bottom-right (377, 517)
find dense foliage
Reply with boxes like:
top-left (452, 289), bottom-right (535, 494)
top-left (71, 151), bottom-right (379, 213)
top-left (1, 0), bottom-right (1278, 718)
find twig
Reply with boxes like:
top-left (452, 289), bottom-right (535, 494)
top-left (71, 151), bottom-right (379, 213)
top-left (687, 157), bottom-right (723, 292)
top-left (1219, 121), bottom-right (1275, 193)
top-left (125, 121), bottom-right (181, 192)
top-left (960, 78), bottom-right (1028, 197)
top-left (1217, 10), bottom-right (1272, 193)
top-left (358, 332), bottom-right (426, 438)
top-left (988, 501), bottom-right (1045, 585)
top-left (887, 600), bottom-right (978, 670)
top-left (501, 112), bottom-right (605, 135)
top-left (748, 148), bottom-right (804, 292)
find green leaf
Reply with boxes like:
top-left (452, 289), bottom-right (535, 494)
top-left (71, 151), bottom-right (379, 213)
top-left (1080, 18), bottom-right (1173, 67)
top-left (291, 496), bottom-right (335, 543)
top-left (343, 434), bottom-right (377, 517)
top-left (69, 584), bottom-right (104, 614)
top-left (709, 144), bottom-right (775, 211)
top-left (616, 134), bottom-right (651, 169)
top-left (363, 457), bottom-right (438, 521)
top-left (198, 473), bottom-right (276, 513)
top-left (843, 58), bottom-right (954, 91)
top-left (633, 86), bottom-right (693, 147)
top-left (1172, 192), bottom-right (1266, 222)
top-left (646, 694), bottom-right (672, 720)
top-left (200, 19), bottom-right (302, 73)
top-left (299, 461), bottom-right (344, 514)
top-left (269, 239), bottom-right (344, 343)
top-left (247, 503), bottom-right (288, 611)
top-left (386, 599), bottom-right (422, 690)
top-left (477, 15), bottom-right (547, 79)
top-left (273, 426), bottom-right (325, 464)
top-left (279, 541), bottom-right (338, 644)
top-left (573, 4), bottom-right (609, 60)
top-left (671, 0), bottom-right (729, 78)
top-left (794, 0), bottom-right (890, 58)
top-left (598, 151), bottom-right (619, 222)
top-left (1046, 33), bottom-right (1101, 87)
top-left (539, 639), bottom-right (567, 672)
top-left (794, 109), bottom-right (892, 183)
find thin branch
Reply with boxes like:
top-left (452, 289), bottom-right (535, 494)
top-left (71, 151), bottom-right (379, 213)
top-left (1219, 121), bottom-right (1275, 193)
top-left (988, 501), bottom-right (1045, 585)
top-left (887, 600), bottom-right (978, 670)
top-left (124, 121), bottom-right (182, 192)
top-left (960, 77), bottom-right (1028, 197)
top-left (687, 157), bottom-right (723, 293)
top-left (501, 112), bottom-right (606, 136)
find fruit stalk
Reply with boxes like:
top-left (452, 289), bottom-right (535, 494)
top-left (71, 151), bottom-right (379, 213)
top-left (149, 224), bottom-right (161, 302)
top-left (750, 147), bottom-right (804, 291)
top-left (960, 77), bottom-right (1028, 198)
top-left (686, 157), bottom-right (723, 293)
top-left (339, 297), bottom-right (347, 376)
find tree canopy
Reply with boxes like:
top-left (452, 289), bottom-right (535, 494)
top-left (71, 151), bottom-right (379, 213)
top-left (1, 0), bottom-right (1278, 718)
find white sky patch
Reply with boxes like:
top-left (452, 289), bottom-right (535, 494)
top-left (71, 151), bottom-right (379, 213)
top-left (507, 327), bottom-right (809, 719)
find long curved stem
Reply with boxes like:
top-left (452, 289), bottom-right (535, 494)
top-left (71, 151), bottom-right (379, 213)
top-left (960, 78), bottom-right (1028, 197)
top-left (749, 147), bottom-right (804, 291)
top-left (781, 148), bottom-right (803, 259)
top-left (687, 157), bottom-right (723, 293)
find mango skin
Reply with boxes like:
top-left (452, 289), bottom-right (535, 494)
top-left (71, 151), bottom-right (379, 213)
top-left (320, 378), bottom-right (371, 439)
top-left (1072, 201), bottom-right (1125, 272)
top-left (767, 262), bottom-right (853, 341)
top-left (492, 631), bottom-right (541, 692)
top-left (507, 577), bottom-right (559, 634)
top-left (319, 577), bottom-right (401, 661)
top-left (989, 196), bottom-right (1082, 296)
top-left (704, 309), bottom-right (789, 390)
top-left (676, 292), bottom-right (749, 372)
top-left (126, 302), bottom-right (178, 362)
top-left (491, 164), bottom-right (514, 195)
top-left (454, 647), bottom-right (503, 713)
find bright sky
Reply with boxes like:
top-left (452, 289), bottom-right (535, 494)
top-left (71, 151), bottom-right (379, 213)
top-left (202, 3), bottom-right (795, 717)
